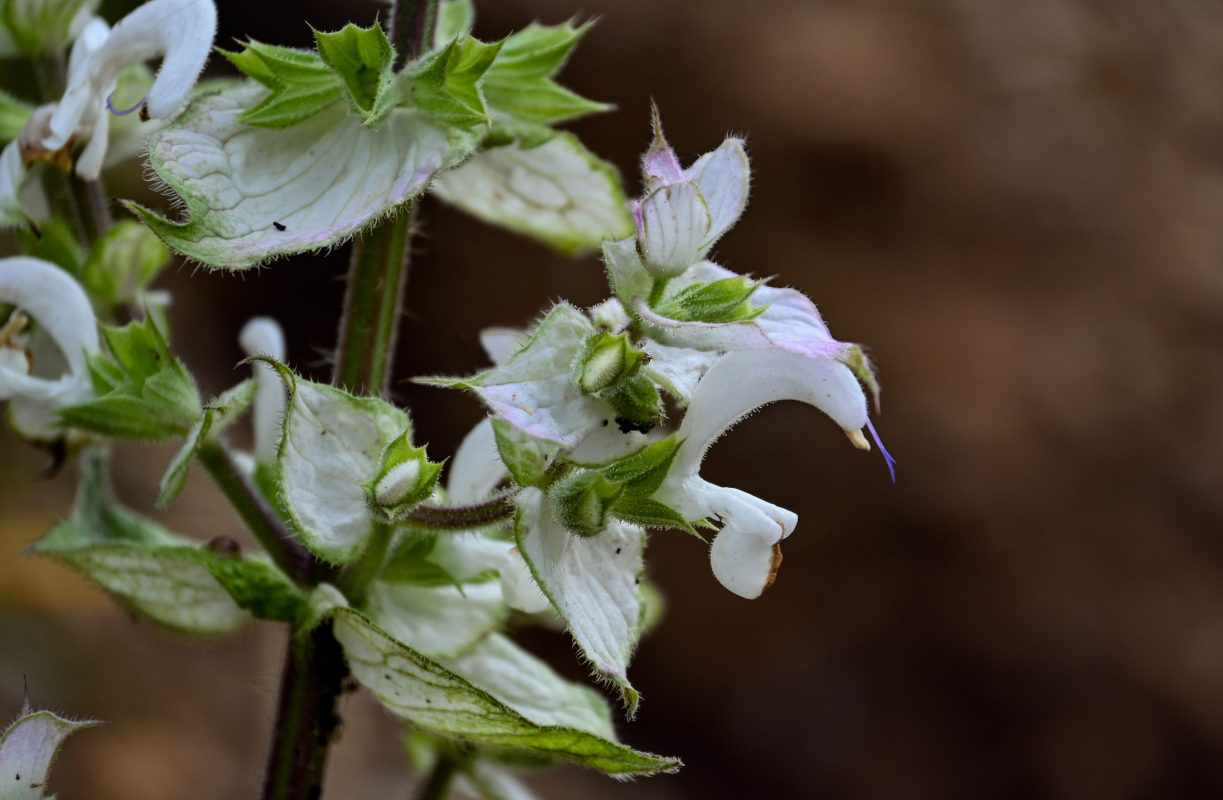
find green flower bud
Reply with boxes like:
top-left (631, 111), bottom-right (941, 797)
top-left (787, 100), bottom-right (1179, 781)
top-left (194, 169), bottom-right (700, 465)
top-left (363, 429), bottom-right (445, 522)
top-left (547, 468), bottom-right (624, 536)
top-left (573, 331), bottom-right (644, 397)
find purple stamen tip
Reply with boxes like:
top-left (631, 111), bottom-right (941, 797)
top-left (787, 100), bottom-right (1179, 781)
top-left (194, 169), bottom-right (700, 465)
top-left (106, 92), bottom-right (146, 117)
top-left (865, 416), bottom-right (896, 484)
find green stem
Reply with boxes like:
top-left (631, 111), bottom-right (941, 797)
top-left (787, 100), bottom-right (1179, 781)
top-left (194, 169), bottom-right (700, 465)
top-left (337, 521), bottom-right (393, 606)
top-left (261, 624), bottom-right (348, 800)
top-left (262, 6), bottom-right (439, 796)
top-left (388, 0), bottom-right (438, 69)
top-left (332, 203), bottom-right (415, 396)
top-left (411, 750), bottom-right (461, 800)
top-left (647, 277), bottom-right (669, 307)
top-left (197, 441), bottom-right (317, 586)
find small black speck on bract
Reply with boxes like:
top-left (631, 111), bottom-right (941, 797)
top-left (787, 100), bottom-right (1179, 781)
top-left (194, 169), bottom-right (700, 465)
top-left (273, 221), bottom-right (287, 231)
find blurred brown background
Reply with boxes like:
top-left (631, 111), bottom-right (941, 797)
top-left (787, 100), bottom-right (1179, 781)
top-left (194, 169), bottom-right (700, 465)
top-left (4, 0), bottom-right (1223, 797)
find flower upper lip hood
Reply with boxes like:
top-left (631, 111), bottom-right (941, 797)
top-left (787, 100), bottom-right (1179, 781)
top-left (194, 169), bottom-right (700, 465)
top-left (0, 256), bottom-right (98, 410)
top-left (46, 0), bottom-right (217, 153)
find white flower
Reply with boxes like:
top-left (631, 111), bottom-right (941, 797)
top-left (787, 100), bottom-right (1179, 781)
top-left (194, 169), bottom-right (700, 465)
top-left (632, 111), bottom-right (750, 279)
top-left (0, 0), bottom-right (215, 227)
top-left (238, 317), bottom-right (286, 465)
top-left (654, 349), bottom-right (883, 599)
top-left (45, 0), bottom-right (217, 164)
top-left (0, 256), bottom-right (99, 438)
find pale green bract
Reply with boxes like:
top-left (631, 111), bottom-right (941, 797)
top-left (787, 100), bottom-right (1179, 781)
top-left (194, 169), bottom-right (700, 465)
top-left (331, 607), bottom-right (679, 775)
top-left (515, 488), bottom-right (646, 716)
top-left (277, 373), bottom-right (411, 564)
top-left (431, 132), bottom-right (632, 254)
top-left (0, 706), bottom-right (99, 800)
top-left (131, 84), bottom-right (466, 268)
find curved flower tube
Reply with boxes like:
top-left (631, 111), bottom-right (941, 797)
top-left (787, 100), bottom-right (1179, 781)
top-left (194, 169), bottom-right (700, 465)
top-left (655, 349), bottom-right (867, 599)
top-left (45, 0), bottom-right (217, 159)
top-left (0, 256), bottom-right (99, 438)
top-left (238, 317), bottom-right (286, 465)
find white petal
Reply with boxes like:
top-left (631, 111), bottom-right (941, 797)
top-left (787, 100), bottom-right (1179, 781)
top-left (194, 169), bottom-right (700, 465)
top-left (636, 262), bottom-right (845, 360)
top-left (663, 476), bottom-right (796, 600)
top-left (640, 340), bottom-right (720, 403)
top-left (0, 141), bottom-right (27, 227)
top-left (709, 508), bottom-right (788, 600)
top-left (66, 16), bottom-right (109, 80)
top-left (448, 418), bottom-right (507, 504)
top-left (0, 256), bottom-right (98, 378)
top-left (478, 327), bottom-right (528, 366)
top-left (238, 317), bottom-right (286, 465)
top-left (683, 137), bottom-right (750, 248)
top-left (47, 0), bottom-right (216, 148)
top-left (671, 349), bottom-right (867, 479)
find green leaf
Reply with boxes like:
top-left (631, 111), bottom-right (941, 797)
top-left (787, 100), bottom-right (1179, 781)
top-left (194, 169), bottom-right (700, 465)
top-left (653, 276), bottom-right (766, 323)
top-left (59, 316), bottom-right (201, 440)
top-left (433, 0), bottom-right (475, 47)
top-left (431, 133), bottom-right (633, 254)
top-left (80, 221), bottom-right (170, 310)
top-left (0, 706), bottom-right (100, 800)
top-left (220, 40), bottom-right (345, 128)
top-left (0, 86), bottom-right (33, 144)
top-left (332, 608), bottom-right (679, 775)
top-left (157, 379), bottom-right (256, 508)
top-left (482, 21), bottom-right (609, 126)
top-left (314, 22), bottom-right (399, 126)
top-left (33, 450), bottom-right (303, 633)
top-left (402, 35), bottom-right (501, 129)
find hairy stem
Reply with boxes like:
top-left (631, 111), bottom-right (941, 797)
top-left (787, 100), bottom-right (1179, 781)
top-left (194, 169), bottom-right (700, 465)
top-left (405, 492), bottom-right (519, 531)
top-left (389, 0), bottom-right (438, 69)
top-left (332, 202), bottom-right (416, 396)
top-left (261, 624), bottom-right (348, 800)
top-left (197, 441), bottom-right (317, 585)
top-left (263, 4), bottom-right (441, 795)
top-left (337, 522), bottom-right (393, 606)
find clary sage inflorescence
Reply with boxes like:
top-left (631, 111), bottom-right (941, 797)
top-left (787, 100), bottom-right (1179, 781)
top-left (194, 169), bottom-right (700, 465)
top-left (0, 0), bottom-right (892, 797)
